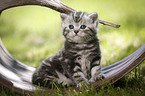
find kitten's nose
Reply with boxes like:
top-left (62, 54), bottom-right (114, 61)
top-left (74, 30), bottom-right (79, 34)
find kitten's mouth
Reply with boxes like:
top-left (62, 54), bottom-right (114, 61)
top-left (74, 34), bottom-right (79, 36)
top-left (74, 33), bottom-right (83, 37)
top-left (72, 34), bottom-right (79, 37)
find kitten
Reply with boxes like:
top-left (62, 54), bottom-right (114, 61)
top-left (32, 11), bottom-right (103, 87)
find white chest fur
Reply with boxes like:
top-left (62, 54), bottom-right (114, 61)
top-left (76, 51), bottom-right (91, 76)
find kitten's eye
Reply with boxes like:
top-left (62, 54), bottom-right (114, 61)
top-left (80, 25), bottom-right (86, 29)
top-left (69, 25), bottom-right (74, 29)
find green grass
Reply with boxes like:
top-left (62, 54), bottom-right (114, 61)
top-left (0, 0), bottom-right (145, 95)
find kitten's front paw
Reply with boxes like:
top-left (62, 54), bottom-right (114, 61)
top-left (76, 81), bottom-right (90, 87)
top-left (77, 83), bottom-right (82, 87)
top-left (89, 74), bottom-right (104, 83)
top-left (96, 73), bottom-right (104, 80)
top-left (89, 78), bottom-right (95, 83)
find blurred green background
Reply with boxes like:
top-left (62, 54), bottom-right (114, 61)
top-left (0, 0), bottom-right (145, 67)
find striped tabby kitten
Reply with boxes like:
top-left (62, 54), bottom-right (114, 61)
top-left (32, 11), bottom-right (103, 87)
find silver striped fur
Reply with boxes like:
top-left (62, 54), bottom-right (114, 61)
top-left (32, 11), bottom-right (103, 87)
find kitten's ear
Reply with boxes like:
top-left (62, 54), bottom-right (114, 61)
top-left (60, 13), bottom-right (68, 21)
top-left (88, 12), bottom-right (98, 23)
